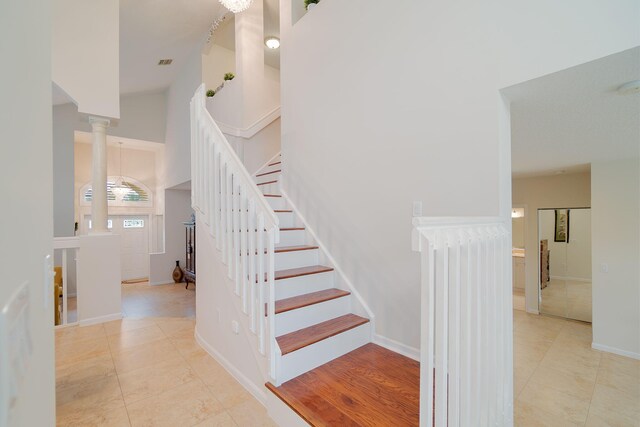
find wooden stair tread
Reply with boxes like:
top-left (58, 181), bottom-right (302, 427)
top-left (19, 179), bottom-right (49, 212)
top-left (268, 161), bottom-right (281, 166)
top-left (275, 245), bottom-right (318, 253)
top-left (256, 169), bottom-right (281, 177)
top-left (265, 343), bottom-right (419, 426)
top-left (276, 314), bottom-right (369, 355)
top-left (275, 289), bottom-right (350, 314)
top-left (244, 245), bottom-right (318, 256)
top-left (274, 210), bottom-right (292, 213)
top-left (275, 265), bottom-right (333, 281)
top-left (280, 227), bottom-right (305, 231)
top-left (263, 194), bottom-right (282, 198)
top-left (257, 180), bottom-right (278, 186)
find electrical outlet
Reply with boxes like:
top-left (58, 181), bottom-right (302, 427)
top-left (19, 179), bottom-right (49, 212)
top-left (216, 308), bottom-right (221, 324)
top-left (412, 201), bottom-right (423, 217)
top-left (231, 320), bottom-right (239, 335)
top-left (601, 263), bottom-right (609, 273)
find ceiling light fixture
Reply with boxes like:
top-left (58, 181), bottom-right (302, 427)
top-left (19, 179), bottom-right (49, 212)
top-left (112, 142), bottom-right (130, 198)
top-left (219, 0), bottom-right (253, 13)
top-left (617, 80), bottom-right (640, 95)
top-left (265, 37), bottom-right (280, 49)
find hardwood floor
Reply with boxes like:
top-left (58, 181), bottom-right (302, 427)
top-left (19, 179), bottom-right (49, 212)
top-left (267, 343), bottom-right (420, 426)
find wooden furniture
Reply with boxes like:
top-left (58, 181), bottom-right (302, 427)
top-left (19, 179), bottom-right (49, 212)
top-left (540, 239), bottom-right (550, 288)
top-left (183, 218), bottom-right (196, 289)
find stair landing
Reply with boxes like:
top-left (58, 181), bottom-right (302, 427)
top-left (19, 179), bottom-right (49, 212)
top-left (267, 343), bottom-right (420, 426)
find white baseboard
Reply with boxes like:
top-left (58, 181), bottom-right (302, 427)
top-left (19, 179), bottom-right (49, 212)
top-left (194, 327), bottom-right (268, 405)
top-left (592, 342), bottom-right (640, 360)
top-left (79, 312), bottom-right (122, 326)
top-left (373, 334), bottom-right (420, 361)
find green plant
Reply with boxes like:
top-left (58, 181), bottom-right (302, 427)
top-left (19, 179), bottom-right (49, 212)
top-left (304, 0), bottom-right (319, 8)
top-left (224, 72), bottom-right (235, 81)
top-left (206, 89), bottom-right (215, 97)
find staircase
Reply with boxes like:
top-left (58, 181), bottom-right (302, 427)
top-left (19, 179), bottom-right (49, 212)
top-left (190, 84), bottom-right (373, 389)
top-left (251, 155), bottom-right (372, 384)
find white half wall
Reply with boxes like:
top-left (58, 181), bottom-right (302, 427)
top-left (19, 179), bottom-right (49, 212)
top-left (77, 234), bottom-right (122, 325)
top-left (0, 0), bottom-right (55, 424)
top-left (591, 157), bottom-right (640, 358)
top-left (52, 0), bottom-right (120, 119)
top-left (150, 189), bottom-right (193, 285)
top-left (194, 212), bottom-right (268, 402)
top-left (512, 173), bottom-right (591, 313)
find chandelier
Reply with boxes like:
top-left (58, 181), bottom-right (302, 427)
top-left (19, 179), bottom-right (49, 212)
top-left (219, 0), bottom-right (253, 13)
top-left (112, 142), bottom-right (130, 198)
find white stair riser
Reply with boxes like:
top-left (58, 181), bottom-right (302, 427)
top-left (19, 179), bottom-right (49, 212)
top-left (278, 229), bottom-right (306, 247)
top-left (275, 295), bottom-right (351, 336)
top-left (276, 323), bottom-right (371, 384)
top-left (275, 249), bottom-right (319, 270)
top-left (265, 197), bottom-right (286, 210)
top-left (258, 182), bottom-right (279, 194)
top-left (275, 270), bottom-right (335, 300)
top-left (275, 211), bottom-right (294, 228)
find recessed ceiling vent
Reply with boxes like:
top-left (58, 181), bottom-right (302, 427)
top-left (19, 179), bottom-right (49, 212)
top-left (158, 59), bottom-right (173, 66)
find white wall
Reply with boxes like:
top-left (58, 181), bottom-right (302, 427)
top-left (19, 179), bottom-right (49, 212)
top-left (202, 44), bottom-right (236, 94)
top-left (279, 0), bottom-right (639, 347)
top-left (539, 208), bottom-right (592, 281)
top-left (52, 0), bottom-right (120, 119)
top-left (165, 46), bottom-right (203, 189)
top-left (226, 117), bottom-right (281, 174)
top-left (0, 0), bottom-right (55, 424)
top-left (149, 189), bottom-right (193, 285)
top-left (592, 157), bottom-right (640, 358)
top-left (194, 212), bottom-right (267, 402)
top-left (53, 104), bottom-right (78, 238)
top-left (512, 173), bottom-right (591, 312)
top-left (113, 92), bottom-right (167, 143)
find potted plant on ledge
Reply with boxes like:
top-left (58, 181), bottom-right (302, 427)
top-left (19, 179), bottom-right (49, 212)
top-left (224, 72), bottom-right (235, 84)
top-left (305, 0), bottom-right (319, 11)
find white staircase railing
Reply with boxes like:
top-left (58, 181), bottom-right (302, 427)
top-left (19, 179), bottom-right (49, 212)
top-left (412, 217), bottom-right (513, 427)
top-left (191, 83), bottom-right (280, 381)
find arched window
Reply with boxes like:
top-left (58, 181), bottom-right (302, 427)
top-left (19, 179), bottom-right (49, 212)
top-left (80, 177), bottom-right (153, 207)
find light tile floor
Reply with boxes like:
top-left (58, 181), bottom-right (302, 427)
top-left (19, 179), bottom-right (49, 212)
top-left (56, 283), bottom-right (638, 426)
top-left (55, 283), bottom-right (276, 426)
top-left (514, 309), bottom-right (640, 426)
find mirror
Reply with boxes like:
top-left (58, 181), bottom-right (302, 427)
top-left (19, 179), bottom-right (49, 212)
top-left (538, 208), bottom-right (592, 322)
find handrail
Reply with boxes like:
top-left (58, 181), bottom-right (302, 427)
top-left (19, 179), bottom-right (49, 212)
top-left (413, 217), bottom-right (513, 427)
top-left (191, 83), bottom-right (280, 382)
top-left (193, 84), bottom-right (279, 230)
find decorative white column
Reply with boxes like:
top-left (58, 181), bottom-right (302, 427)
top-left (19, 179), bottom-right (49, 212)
top-left (89, 117), bottom-right (110, 234)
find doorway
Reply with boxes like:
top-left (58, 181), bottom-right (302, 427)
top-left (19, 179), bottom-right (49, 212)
top-left (538, 207), bottom-right (592, 322)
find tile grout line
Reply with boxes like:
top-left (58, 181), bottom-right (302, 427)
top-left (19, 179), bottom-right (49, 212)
top-left (104, 322), bottom-right (134, 427)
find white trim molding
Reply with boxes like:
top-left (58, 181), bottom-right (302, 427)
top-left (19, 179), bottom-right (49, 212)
top-left (373, 334), bottom-right (420, 361)
top-left (592, 342), bottom-right (640, 360)
top-left (195, 327), bottom-right (268, 405)
top-left (216, 106), bottom-right (281, 139)
top-left (79, 312), bottom-right (122, 327)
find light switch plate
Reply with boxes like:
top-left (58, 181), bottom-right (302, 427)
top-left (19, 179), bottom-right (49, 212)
top-left (412, 201), bottom-right (423, 217)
